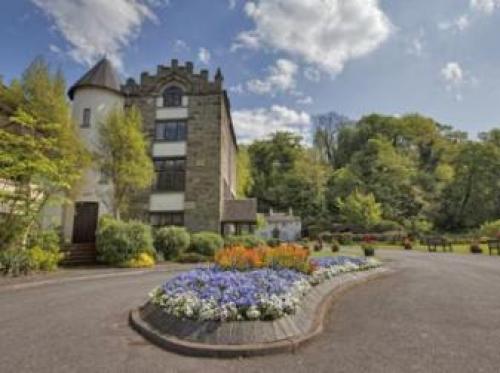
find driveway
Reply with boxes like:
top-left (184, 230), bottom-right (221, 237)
top-left (0, 251), bottom-right (499, 373)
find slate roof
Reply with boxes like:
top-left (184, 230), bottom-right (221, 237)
top-left (68, 58), bottom-right (122, 99)
top-left (222, 199), bottom-right (257, 223)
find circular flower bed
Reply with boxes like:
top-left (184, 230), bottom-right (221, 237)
top-left (149, 256), bottom-right (381, 322)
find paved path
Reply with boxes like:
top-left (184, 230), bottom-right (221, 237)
top-left (1, 251), bottom-right (499, 373)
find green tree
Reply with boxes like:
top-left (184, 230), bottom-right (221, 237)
top-left (98, 107), bottom-right (153, 219)
top-left (0, 58), bottom-right (90, 249)
top-left (336, 190), bottom-right (382, 229)
top-left (236, 145), bottom-right (253, 197)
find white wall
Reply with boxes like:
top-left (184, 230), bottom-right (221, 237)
top-left (152, 142), bottom-right (186, 157)
top-left (149, 193), bottom-right (184, 211)
top-left (60, 87), bottom-right (124, 243)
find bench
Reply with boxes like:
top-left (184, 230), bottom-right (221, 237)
top-left (424, 237), bottom-right (453, 253)
top-left (487, 240), bottom-right (500, 256)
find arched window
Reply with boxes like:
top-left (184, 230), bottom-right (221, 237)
top-left (162, 86), bottom-right (183, 107)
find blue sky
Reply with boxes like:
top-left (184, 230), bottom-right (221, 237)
top-left (1, 0), bottom-right (500, 142)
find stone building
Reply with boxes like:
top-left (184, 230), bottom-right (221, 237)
top-left (257, 208), bottom-right (302, 242)
top-left (58, 58), bottom-right (256, 251)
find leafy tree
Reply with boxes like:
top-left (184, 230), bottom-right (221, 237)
top-left (336, 190), bottom-right (382, 229)
top-left (0, 58), bottom-right (90, 249)
top-left (97, 107), bottom-right (153, 219)
top-left (236, 145), bottom-right (253, 197)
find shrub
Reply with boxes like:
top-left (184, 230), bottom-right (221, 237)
top-left (266, 238), bottom-right (281, 247)
top-left (0, 249), bottom-right (32, 276)
top-left (123, 253), bottom-right (155, 268)
top-left (96, 216), bottom-right (155, 266)
top-left (189, 231), bottom-right (223, 257)
top-left (403, 237), bottom-right (413, 250)
top-left (28, 246), bottom-right (63, 271)
top-left (470, 242), bottom-right (482, 254)
top-left (372, 220), bottom-right (403, 233)
top-left (27, 229), bottom-right (60, 252)
top-left (331, 239), bottom-right (340, 253)
top-left (224, 234), bottom-right (265, 248)
top-left (480, 220), bottom-right (500, 238)
top-left (154, 226), bottom-right (190, 260)
top-left (175, 252), bottom-right (209, 263)
top-left (337, 232), bottom-right (353, 245)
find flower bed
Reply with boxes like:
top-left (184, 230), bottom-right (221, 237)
top-left (150, 256), bottom-right (381, 322)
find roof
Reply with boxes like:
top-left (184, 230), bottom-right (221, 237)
top-left (68, 58), bottom-right (122, 99)
top-left (222, 199), bottom-right (257, 223)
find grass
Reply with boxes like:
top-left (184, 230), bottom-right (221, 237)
top-left (309, 242), bottom-right (494, 256)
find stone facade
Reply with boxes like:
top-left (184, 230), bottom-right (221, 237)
top-left (123, 60), bottom-right (241, 233)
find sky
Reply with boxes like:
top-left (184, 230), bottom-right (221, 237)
top-left (1, 0), bottom-right (500, 142)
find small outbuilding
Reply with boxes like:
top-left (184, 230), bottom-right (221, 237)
top-left (257, 208), bottom-right (302, 242)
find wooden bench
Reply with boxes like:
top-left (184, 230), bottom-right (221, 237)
top-left (424, 237), bottom-right (453, 253)
top-left (487, 240), bottom-right (500, 256)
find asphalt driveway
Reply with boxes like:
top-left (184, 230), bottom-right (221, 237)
top-left (0, 251), bottom-right (499, 373)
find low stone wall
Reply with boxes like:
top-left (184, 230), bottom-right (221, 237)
top-left (130, 267), bottom-right (391, 357)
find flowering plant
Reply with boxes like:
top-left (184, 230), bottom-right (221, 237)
top-left (150, 256), bottom-right (381, 322)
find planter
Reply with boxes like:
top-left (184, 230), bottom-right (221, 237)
top-left (363, 247), bottom-right (375, 257)
top-left (470, 246), bottom-right (482, 254)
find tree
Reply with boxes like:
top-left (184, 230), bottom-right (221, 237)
top-left (236, 145), bottom-right (253, 197)
top-left (98, 107), bottom-right (153, 219)
top-left (336, 190), bottom-right (382, 229)
top-left (313, 112), bottom-right (352, 167)
top-left (0, 58), bottom-right (90, 249)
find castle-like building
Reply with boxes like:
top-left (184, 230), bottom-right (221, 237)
top-left (55, 58), bottom-right (256, 248)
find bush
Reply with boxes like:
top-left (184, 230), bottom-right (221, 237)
top-left (224, 234), bottom-right (265, 248)
top-left (337, 232), bottom-right (353, 245)
top-left (189, 231), bottom-right (223, 257)
top-left (122, 253), bottom-right (155, 268)
top-left (154, 226), bottom-right (190, 260)
top-left (96, 216), bottom-right (155, 266)
top-left (175, 252), bottom-right (210, 263)
top-left (28, 246), bottom-right (63, 271)
top-left (372, 220), bottom-right (403, 233)
top-left (0, 249), bottom-right (32, 276)
top-left (318, 231), bottom-right (333, 243)
top-left (480, 220), bottom-right (500, 238)
top-left (266, 238), bottom-right (281, 247)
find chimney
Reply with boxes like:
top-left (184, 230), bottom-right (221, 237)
top-left (171, 59), bottom-right (179, 68)
top-left (186, 61), bottom-right (194, 73)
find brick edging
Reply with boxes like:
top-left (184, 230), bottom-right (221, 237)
top-left (129, 268), bottom-right (393, 358)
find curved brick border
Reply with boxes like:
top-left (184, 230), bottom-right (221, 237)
top-left (129, 267), bottom-right (392, 358)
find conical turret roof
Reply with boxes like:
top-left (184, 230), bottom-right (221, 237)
top-left (68, 58), bottom-right (122, 99)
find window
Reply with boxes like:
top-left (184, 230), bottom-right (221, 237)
top-left (163, 86), bottom-right (183, 107)
top-left (154, 158), bottom-right (186, 191)
top-left (82, 108), bottom-right (91, 128)
top-left (150, 212), bottom-right (184, 227)
top-left (155, 121), bottom-right (187, 141)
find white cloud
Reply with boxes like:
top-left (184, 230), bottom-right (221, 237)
top-left (470, 0), bottom-right (500, 14)
top-left (407, 35), bottom-right (424, 56)
top-left (32, 0), bottom-right (165, 71)
top-left (233, 0), bottom-right (392, 74)
top-left (232, 105), bottom-right (311, 143)
top-left (229, 84), bottom-right (244, 94)
top-left (441, 62), bottom-right (464, 86)
top-left (228, 0), bottom-right (237, 9)
top-left (173, 39), bottom-right (189, 51)
top-left (438, 15), bottom-right (470, 32)
top-left (198, 47), bottom-right (211, 64)
top-left (246, 59), bottom-right (298, 95)
top-left (296, 96), bottom-right (313, 105)
top-left (440, 62), bottom-right (476, 101)
top-left (49, 44), bottom-right (61, 54)
top-left (304, 67), bottom-right (321, 82)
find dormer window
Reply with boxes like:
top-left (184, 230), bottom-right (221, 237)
top-left (163, 86), bottom-right (183, 107)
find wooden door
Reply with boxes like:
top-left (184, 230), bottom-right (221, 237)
top-left (72, 202), bottom-right (99, 243)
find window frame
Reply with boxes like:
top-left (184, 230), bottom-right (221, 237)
top-left (150, 211), bottom-right (184, 227)
top-left (153, 157), bottom-right (186, 192)
top-left (81, 108), bottom-right (91, 128)
top-left (154, 120), bottom-right (187, 142)
top-left (162, 86), bottom-right (184, 107)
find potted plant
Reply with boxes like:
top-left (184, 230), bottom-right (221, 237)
top-left (361, 234), bottom-right (375, 257)
top-left (331, 239), bottom-right (340, 253)
top-left (403, 237), bottom-right (413, 250)
top-left (470, 239), bottom-right (482, 254)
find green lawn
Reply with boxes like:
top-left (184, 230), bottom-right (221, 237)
top-left (309, 242), bottom-right (493, 257)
